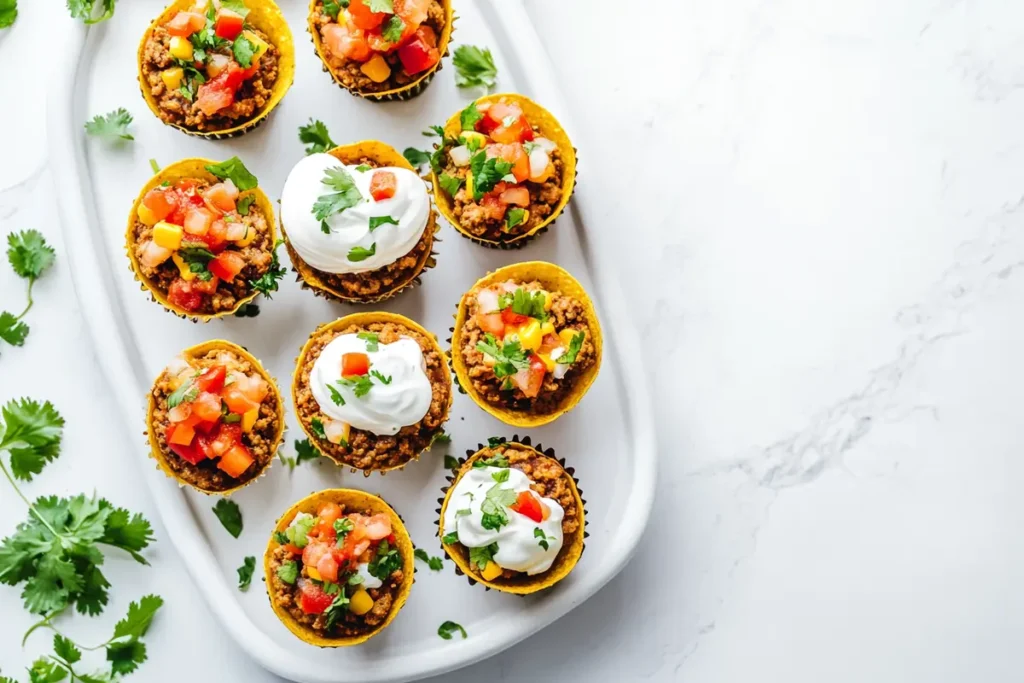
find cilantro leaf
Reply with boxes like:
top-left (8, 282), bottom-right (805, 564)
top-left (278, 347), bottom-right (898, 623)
top-left (236, 556), bottom-right (256, 590)
top-left (220, 0), bottom-right (250, 17)
top-left (277, 561), bottom-right (298, 585)
top-left (337, 373), bottom-right (374, 397)
top-left (204, 157), bottom-right (258, 191)
top-left (279, 437), bottom-right (322, 473)
top-left (459, 101), bottom-right (484, 131)
top-left (84, 108), bottom-right (133, 141)
top-left (453, 45), bottom-right (498, 90)
top-left (67, 0), bottom-right (116, 24)
top-left (438, 173), bottom-right (462, 196)
top-left (211, 499), bottom-right (243, 538)
top-left (367, 539), bottom-right (401, 580)
top-left (1, 398), bottom-right (65, 481)
top-left (381, 14), bottom-right (404, 43)
top-left (534, 526), bottom-right (551, 551)
top-left (347, 243), bottom-right (376, 262)
top-left (106, 639), bottom-right (146, 676)
top-left (231, 35), bottom-right (256, 67)
top-left (299, 118), bottom-right (336, 155)
top-left (357, 331), bottom-right (379, 352)
top-left (322, 0), bottom-right (343, 19)
top-left (468, 543), bottom-right (498, 570)
top-left (368, 215), bottom-right (399, 232)
top-left (0, 0), bottom-right (17, 28)
top-left (557, 331), bottom-right (586, 364)
top-left (475, 334), bottom-right (530, 378)
top-left (111, 594), bottom-right (163, 641)
top-left (403, 147), bottom-right (431, 169)
top-left (98, 502), bottom-right (155, 564)
top-left (480, 482), bottom-right (516, 530)
top-left (310, 417), bottom-right (327, 440)
top-left (249, 238), bottom-right (286, 298)
top-left (415, 548), bottom-right (444, 571)
top-left (499, 288), bottom-right (547, 321)
top-left (370, 370), bottom-right (392, 385)
top-left (468, 151), bottom-right (513, 199)
top-left (486, 436), bottom-right (506, 448)
top-left (8, 230), bottom-right (56, 280)
top-left (431, 431), bottom-right (451, 446)
top-left (0, 312), bottom-right (29, 347)
top-left (53, 634), bottom-right (81, 664)
top-left (327, 383), bottom-right (346, 406)
top-left (444, 455), bottom-right (458, 469)
top-left (473, 453), bottom-right (509, 469)
top-left (491, 468), bottom-right (510, 483)
top-left (313, 166), bottom-right (363, 222)
top-left (442, 531), bottom-right (458, 545)
top-left (505, 207), bottom-right (526, 231)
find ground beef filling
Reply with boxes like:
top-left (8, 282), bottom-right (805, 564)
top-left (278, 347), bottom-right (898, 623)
top-left (442, 147), bottom-right (565, 242)
top-left (150, 350), bottom-right (278, 491)
top-left (287, 157), bottom-right (432, 299)
top-left (295, 321), bottom-right (450, 470)
top-left (460, 281), bottom-right (597, 414)
top-left (311, 0), bottom-right (445, 93)
top-left (132, 182), bottom-right (274, 315)
top-left (455, 445), bottom-right (581, 581)
top-left (267, 507), bottom-right (404, 638)
top-left (141, 26), bottom-right (280, 132)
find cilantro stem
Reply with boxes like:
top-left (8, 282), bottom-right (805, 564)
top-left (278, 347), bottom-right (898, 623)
top-left (22, 608), bottom-right (65, 647)
top-left (0, 456), bottom-right (65, 541)
top-left (27, 619), bottom-right (119, 651)
top-left (17, 277), bottom-right (35, 319)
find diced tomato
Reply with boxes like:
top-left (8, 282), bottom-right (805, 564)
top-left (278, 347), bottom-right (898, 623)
top-left (500, 307), bottom-right (529, 327)
top-left (165, 424), bottom-right (204, 464)
top-left (190, 275), bottom-right (220, 296)
top-left (499, 186), bottom-right (530, 207)
top-left (167, 279), bottom-right (204, 312)
top-left (196, 365), bottom-right (226, 393)
top-left (397, 30), bottom-right (440, 75)
top-left (476, 311), bottom-right (505, 336)
top-left (322, 21), bottom-right (373, 62)
top-left (302, 542), bottom-right (330, 570)
top-left (194, 432), bottom-right (217, 459)
top-left (217, 443), bottom-right (254, 478)
top-left (166, 11), bottom-right (206, 37)
top-left (479, 193), bottom-right (508, 221)
top-left (195, 220), bottom-right (228, 253)
top-left (214, 9), bottom-right (244, 40)
top-left (191, 391), bottom-right (222, 422)
top-left (316, 553), bottom-right (340, 583)
top-left (386, 532), bottom-right (397, 545)
top-left (483, 102), bottom-right (532, 144)
top-left (369, 171), bottom-right (397, 201)
top-left (194, 419), bottom-right (219, 435)
top-left (298, 580), bottom-right (335, 615)
top-left (142, 188), bottom-right (175, 222)
top-left (242, 375), bottom-right (269, 403)
top-left (394, 0), bottom-right (430, 25)
top-left (167, 402), bottom-right (192, 424)
top-left (341, 352), bottom-right (370, 378)
top-left (184, 206), bottom-right (216, 236)
top-left (205, 181), bottom-right (238, 213)
top-left (362, 513), bottom-right (392, 540)
top-left (283, 543), bottom-right (302, 556)
top-left (347, 0), bottom-right (387, 29)
top-left (208, 251), bottom-right (246, 281)
top-left (167, 418), bottom-right (195, 444)
top-left (210, 423), bottom-right (242, 456)
top-left (489, 143), bottom-right (529, 183)
top-left (318, 502), bottom-right (342, 525)
top-left (195, 62), bottom-right (245, 116)
top-left (367, 19), bottom-right (417, 52)
top-left (521, 353), bottom-right (547, 398)
top-left (222, 386), bottom-right (260, 414)
top-left (509, 490), bottom-right (544, 523)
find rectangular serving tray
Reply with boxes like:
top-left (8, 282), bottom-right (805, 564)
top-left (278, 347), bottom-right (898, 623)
top-left (47, 2), bottom-right (657, 681)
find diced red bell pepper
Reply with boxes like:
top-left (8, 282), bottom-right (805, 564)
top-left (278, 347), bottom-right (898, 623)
top-left (369, 171), bottom-right (397, 201)
top-left (298, 580), bottom-right (335, 614)
top-left (509, 490), bottom-right (544, 523)
top-left (196, 365), bottom-right (226, 393)
top-left (210, 422), bottom-right (242, 457)
top-left (194, 419), bottom-right (220, 435)
top-left (283, 543), bottom-right (302, 556)
top-left (191, 391), bottom-right (222, 422)
top-left (500, 307), bottom-right (530, 327)
top-left (165, 424), bottom-right (204, 464)
top-left (167, 279), bottom-right (204, 313)
top-left (214, 9), bottom-right (244, 40)
top-left (208, 251), bottom-right (246, 281)
top-left (386, 532), bottom-right (397, 545)
top-left (342, 352), bottom-right (370, 378)
top-left (397, 28), bottom-right (440, 75)
top-left (166, 11), bottom-right (206, 37)
top-left (194, 432), bottom-right (217, 459)
top-left (217, 443), bottom-right (254, 478)
top-left (195, 62), bottom-right (246, 116)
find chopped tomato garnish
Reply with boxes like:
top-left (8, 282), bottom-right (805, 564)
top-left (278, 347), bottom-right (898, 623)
top-left (347, 0), bottom-right (387, 29)
top-left (397, 28), bottom-right (440, 75)
top-left (166, 11), bottom-right (205, 37)
top-left (476, 311), bottom-right (505, 336)
top-left (217, 443), bottom-right (254, 478)
top-left (142, 188), bottom-right (175, 222)
top-left (509, 490), bottom-right (544, 522)
top-left (205, 182), bottom-right (238, 213)
top-left (488, 143), bottom-right (529, 183)
top-left (191, 391), bottom-right (222, 422)
top-left (190, 275), bottom-right (220, 296)
top-left (208, 251), bottom-right (246, 281)
top-left (213, 9), bottom-right (244, 40)
top-left (369, 171), bottom-right (397, 201)
top-left (201, 220), bottom-right (229, 253)
top-left (298, 580), bottom-right (335, 614)
top-left (322, 21), bottom-right (373, 62)
top-left (195, 365), bottom-right (226, 393)
top-left (193, 432), bottom-right (217, 459)
top-left (479, 193), bottom-right (507, 221)
top-left (184, 206), bottom-right (215, 236)
top-left (341, 352), bottom-right (370, 378)
top-left (316, 553), bottom-right (340, 583)
top-left (538, 333), bottom-right (560, 354)
top-left (283, 543), bottom-right (302, 556)
top-left (317, 502), bottom-right (342, 525)
top-left (167, 279), bottom-right (204, 312)
top-left (394, 0), bottom-right (430, 25)
top-left (500, 308), bottom-right (529, 327)
top-left (222, 386), bottom-right (260, 415)
top-left (513, 353), bottom-right (546, 398)
top-left (499, 186), bottom-right (530, 207)
top-left (210, 422), bottom-right (242, 457)
top-left (195, 62), bottom-right (245, 116)
top-left (193, 419), bottom-right (219, 435)
top-left (165, 424), bottom-right (203, 464)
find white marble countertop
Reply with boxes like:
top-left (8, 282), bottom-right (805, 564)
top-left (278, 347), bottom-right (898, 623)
top-left (3, 0), bottom-right (1023, 681)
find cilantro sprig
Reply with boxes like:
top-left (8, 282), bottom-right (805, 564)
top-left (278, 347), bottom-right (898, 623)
top-left (84, 108), bottom-right (134, 142)
top-left (437, 620), bottom-right (467, 640)
top-left (480, 481), bottom-right (517, 530)
top-left (414, 548), bottom-right (444, 571)
top-left (0, 0), bottom-right (17, 28)
top-left (453, 45), bottom-right (498, 90)
top-left (468, 543), bottom-right (498, 570)
top-left (469, 151), bottom-right (513, 200)
top-left (299, 119), bottom-right (337, 155)
top-left (2, 231), bottom-right (56, 355)
top-left (498, 288), bottom-right (547, 321)
top-left (237, 556), bottom-right (256, 591)
top-left (205, 156), bottom-right (258, 191)
top-left (212, 499), bottom-right (243, 538)
top-left (557, 331), bottom-right (586, 365)
top-left (278, 438), bottom-right (322, 472)
top-left (313, 166), bottom-right (364, 232)
top-left (475, 333), bottom-right (530, 378)
top-left (67, 0), bottom-right (116, 25)
top-left (249, 238), bottom-right (287, 299)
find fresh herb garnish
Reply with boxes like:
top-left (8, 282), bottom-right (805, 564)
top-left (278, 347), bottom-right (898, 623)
top-left (367, 539), bottom-right (401, 580)
top-left (381, 14), bottom-right (404, 43)
top-left (357, 332), bottom-right (379, 352)
top-left (403, 147), bottom-right (431, 169)
top-left (557, 331), bottom-right (585, 364)
top-left (232, 34), bottom-right (256, 68)
top-left (322, 584), bottom-right (350, 628)
top-left (487, 436), bottom-right (506, 448)
top-left (498, 288), bottom-right (547, 321)
top-left (278, 438), bottom-right (322, 472)
top-left (348, 573), bottom-right (364, 586)
top-left (444, 455), bottom-right (459, 469)
top-left (310, 417), bottom-right (327, 440)
top-left (473, 453), bottom-right (509, 469)
top-left (534, 527), bottom-right (554, 551)
top-left (0, 0), bottom-right (17, 28)
top-left (366, 0), bottom-right (392, 11)
top-left (322, 0), bottom-right (343, 19)
top-left (348, 243), bottom-right (376, 262)
top-left (432, 431), bottom-right (451, 446)
top-left (2, 230), bottom-right (55, 354)
top-left (298, 118), bottom-right (336, 155)
top-left (505, 207), bottom-right (526, 231)
top-left (236, 556), bottom-right (256, 591)
top-left (480, 482), bottom-right (517, 530)
top-left (313, 166), bottom-right (363, 222)
top-left (468, 543), bottom-right (498, 570)
top-left (273, 531), bottom-right (289, 544)
top-left (355, 164), bottom-right (371, 172)
top-left (414, 548), bottom-right (444, 571)
top-left (459, 101), bottom-right (484, 131)
top-left (165, 376), bottom-right (198, 408)
top-left (66, 0), bottom-right (117, 25)
top-left (368, 215), bottom-right (399, 232)
top-left (284, 513), bottom-right (315, 549)
top-left (249, 238), bottom-right (287, 298)
top-left (468, 151), bottom-right (513, 199)
top-left (276, 561), bottom-right (298, 585)
top-left (475, 333), bottom-right (530, 378)
top-left (236, 194), bottom-right (255, 216)
top-left (204, 156), bottom-right (258, 191)
top-left (84, 108), bottom-right (134, 141)
top-left (327, 383), bottom-right (345, 406)
top-left (220, 0), bottom-right (250, 17)
top-left (370, 370), bottom-right (392, 385)
top-left (453, 45), bottom-right (498, 90)
top-left (491, 468), bottom-right (510, 483)
top-left (438, 173), bottom-right (463, 196)
top-left (212, 499), bottom-right (243, 538)
top-left (442, 531), bottom-right (459, 545)
top-left (437, 620), bottom-right (468, 640)
top-left (333, 518), bottom-right (354, 547)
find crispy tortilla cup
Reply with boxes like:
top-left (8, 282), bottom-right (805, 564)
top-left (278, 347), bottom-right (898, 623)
top-left (265, 489), bottom-right (415, 646)
top-left (307, 0), bottom-right (454, 102)
top-left (438, 436), bottom-right (586, 594)
top-left (146, 340), bottom-right (285, 495)
top-left (281, 140), bottom-right (439, 304)
top-left (137, 0), bottom-right (295, 139)
top-left (292, 311), bottom-right (453, 473)
top-left (450, 261), bottom-right (602, 427)
top-left (125, 158), bottom-right (278, 321)
top-left (432, 93), bottom-right (577, 249)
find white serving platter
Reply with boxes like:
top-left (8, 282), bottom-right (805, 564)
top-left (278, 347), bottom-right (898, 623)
top-left (47, 1), bottom-right (657, 681)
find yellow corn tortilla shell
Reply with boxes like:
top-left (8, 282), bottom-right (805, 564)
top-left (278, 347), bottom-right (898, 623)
top-left (439, 439), bottom-right (586, 595)
top-left (138, 0), bottom-right (295, 138)
top-left (145, 340), bottom-right (285, 495)
top-left (451, 261), bottom-right (602, 427)
top-left (432, 93), bottom-right (577, 248)
top-left (307, 0), bottom-right (453, 101)
top-left (291, 311), bottom-right (453, 472)
top-left (281, 141), bottom-right (439, 304)
top-left (125, 157), bottom-right (278, 321)
top-left (264, 489), bottom-right (415, 646)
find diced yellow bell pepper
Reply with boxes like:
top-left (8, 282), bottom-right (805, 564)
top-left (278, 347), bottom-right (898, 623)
top-left (241, 30), bottom-right (269, 62)
top-left (538, 353), bottom-right (557, 373)
top-left (137, 204), bottom-right (159, 227)
top-left (153, 221), bottom-right (183, 250)
top-left (543, 290), bottom-right (554, 311)
top-left (558, 328), bottom-right (582, 349)
top-left (236, 224), bottom-right (256, 247)
top-left (461, 131), bottom-right (489, 148)
top-left (169, 36), bottom-right (193, 61)
top-left (349, 589), bottom-right (374, 616)
top-left (360, 54), bottom-right (391, 83)
top-left (518, 320), bottom-right (542, 352)
top-left (171, 253), bottom-right (196, 281)
top-left (161, 67), bottom-right (184, 90)
top-left (241, 409), bottom-right (259, 433)
top-left (306, 566), bottom-right (322, 581)
top-left (465, 170), bottom-right (474, 198)
top-left (481, 561), bottom-right (503, 581)
top-left (540, 320), bottom-right (555, 337)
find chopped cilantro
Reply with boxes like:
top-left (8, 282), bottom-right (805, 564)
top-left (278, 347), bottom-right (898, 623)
top-left (438, 173), bottom-right (463, 196)
top-left (438, 620), bottom-right (467, 640)
top-left (468, 151), bottom-right (513, 199)
top-left (277, 561), bottom-right (298, 585)
top-left (557, 331), bottom-right (586, 364)
top-left (313, 166), bottom-right (363, 222)
top-left (212, 499), bottom-right (243, 538)
top-left (453, 45), bottom-right (498, 90)
top-left (468, 543), bottom-right (498, 570)
top-left (310, 417), bottom-right (327, 440)
top-left (475, 333), bottom-right (530, 378)
top-left (403, 147), bottom-right (431, 169)
top-left (348, 243), bottom-right (376, 262)
top-left (459, 101), bottom-right (484, 131)
top-left (381, 14), bottom-right (404, 42)
top-left (357, 331), bottom-right (379, 351)
top-left (414, 548), bottom-right (444, 571)
top-left (498, 288), bottom-right (547, 321)
top-left (232, 34), bottom-right (256, 68)
top-left (370, 370), bottom-right (392, 385)
top-left (505, 207), bottom-right (526, 231)
top-left (368, 215), bottom-right (399, 232)
top-left (204, 156), bottom-right (258, 191)
top-left (84, 108), bottom-right (134, 141)
top-left (250, 238), bottom-right (287, 299)
top-left (236, 194), bottom-right (255, 215)
top-left (236, 556), bottom-right (256, 591)
top-left (299, 118), bottom-right (336, 155)
top-left (442, 531), bottom-right (459, 545)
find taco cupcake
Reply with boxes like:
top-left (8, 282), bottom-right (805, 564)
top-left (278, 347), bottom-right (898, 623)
top-left (280, 140), bottom-right (438, 304)
top-left (439, 437), bottom-right (585, 594)
top-left (146, 340), bottom-right (284, 494)
top-left (292, 312), bottom-right (452, 473)
top-left (127, 157), bottom-right (280, 320)
top-left (138, 0), bottom-right (295, 138)
top-left (308, 0), bottom-right (453, 101)
top-left (431, 94), bottom-right (577, 248)
top-left (266, 489), bottom-right (414, 646)
top-left (450, 262), bottom-right (602, 427)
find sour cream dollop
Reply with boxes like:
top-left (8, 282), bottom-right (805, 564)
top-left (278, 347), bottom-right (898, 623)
top-left (281, 153), bottom-right (429, 274)
top-left (310, 333), bottom-right (432, 436)
top-left (442, 466), bottom-right (564, 575)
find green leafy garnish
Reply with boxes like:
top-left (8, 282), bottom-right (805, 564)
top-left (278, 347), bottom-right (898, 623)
top-left (322, 582), bottom-right (350, 628)
top-left (165, 376), bottom-right (199, 408)
top-left (236, 556), bottom-right (255, 591)
top-left (299, 119), bottom-right (336, 155)
top-left (459, 101), bottom-right (484, 131)
top-left (431, 431), bottom-right (451, 446)
top-left (84, 108), bottom-right (134, 141)
top-left (442, 531), bottom-right (458, 545)
top-left (204, 157), bottom-right (258, 192)
top-left (366, 0), bottom-right (392, 11)
top-left (370, 370), bottom-right (392, 385)
top-left (480, 482), bottom-right (517, 530)
top-left (368, 215), bottom-right (399, 232)
top-left (310, 417), bottom-right (327, 440)
top-left (505, 207), bottom-right (526, 231)
top-left (486, 436), bottom-right (505, 448)
top-left (236, 194), bottom-right (255, 216)
top-left (444, 455), bottom-right (459, 469)
top-left (66, 0), bottom-right (117, 25)
top-left (473, 454), bottom-right (509, 469)
top-left (322, 0), bottom-right (343, 19)
top-left (468, 543), bottom-right (498, 570)
top-left (273, 531), bottom-right (288, 544)
top-left (367, 539), bottom-right (401, 580)
top-left (453, 45), bottom-right (498, 90)
top-left (0, 0), bottom-right (17, 28)
top-left (403, 147), bottom-right (431, 169)
top-left (491, 468), bottom-right (510, 483)
top-left (313, 166), bottom-right (363, 222)
top-left (468, 151), bottom-right (513, 199)
top-left (2, 231), bottom-right (55, 354)
top-left (381, 14), bottom-right (404, 43)
top-left (232, 34), bottom-right (256, 68)
top-left (333, 518), bottom-right (353, 547)
top-left (212, 499), bottom-right (243, 538)
top-left (475, 333), bottom-right (530, 378)
top-left (438, 173), bottom-right (463, 196)
top-left (277, 561), bottom-right (298, 585)
top-left (557, 331), bottom-right (585, 364)
top-left (534, 527), bottom-right (553, 551)
top-left (437, 620), bottom-right (467, 640)
top-left (327, 383), bottom-right (346, 406)
top-left (357, 332), bottom-right (379, 352)
top-left (249, 238), bottom-right (287, 299)
top-left (348, 243), bottom-right (376, 262)
top-left (220, 0), bottom-right (251, 17)
top-left (498, 288), bottom-right (547, 321)
top-left (414, 548), bottom-right (444, 571)
top-left (285, 513), bottom-right (315, 549)
top-left (278, 438), bottom-right (322, 472)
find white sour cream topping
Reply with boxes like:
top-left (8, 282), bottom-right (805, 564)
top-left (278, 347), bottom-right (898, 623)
top-left (352, 562), bottom-right (383, 590)
top-left (310, 333), bottom-right (432, 436)
top-left (281, 153), bottom-right (429, 274)
top-left (442, 466), bottom-right (564, 575)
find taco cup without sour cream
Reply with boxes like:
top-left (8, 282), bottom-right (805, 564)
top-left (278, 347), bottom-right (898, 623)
top-left (431, 94), bottom-right (577, 248)
top-left (266, 489), bottom-right (414, 646)
top-left (439, 438), bottom-right (585, 594)
top-left (146, 340), bottom-right (284, 494)
top-left (138, 0), bottom-right (295, 138)
top-left (126, 157), bottom-right (280, 320)
top-left (308, 0), bottom-right (453, 101)
top-left (280, 140), bottom-right (438, 304)
top-left (451, 262), bottom-right (602, 427)
top-left (292, 312), bottom-right (452, 473)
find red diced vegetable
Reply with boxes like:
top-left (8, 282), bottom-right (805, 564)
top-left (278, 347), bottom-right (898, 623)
top-left (369, 171), bottom-right (397, 201)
